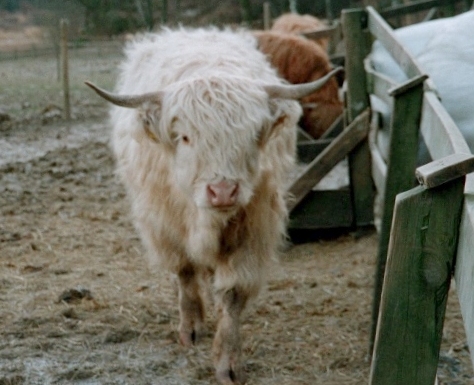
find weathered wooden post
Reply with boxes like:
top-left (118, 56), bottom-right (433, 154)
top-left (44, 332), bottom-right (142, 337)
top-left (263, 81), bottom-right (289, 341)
top-left (370, 74), bottom-right (427, 351)
top-left (369, 153), bottom-right (474, 385)
top-left (342, 9), bottom-right (375, 230)
top-left (325, 0), bottom-right (334, 23)
top-left (60, 19), bottom-right (71, 121)
top-left (263, 2), bottom-right (271, 30)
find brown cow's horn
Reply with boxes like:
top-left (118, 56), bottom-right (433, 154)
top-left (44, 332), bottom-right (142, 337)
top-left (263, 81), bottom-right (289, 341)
top-left (264, 67), bottom-right (343, 100)
top-left (84, 81), bottom-right (162, 108)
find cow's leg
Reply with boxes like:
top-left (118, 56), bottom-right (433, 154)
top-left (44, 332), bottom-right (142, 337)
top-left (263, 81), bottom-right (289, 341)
top-left (177, 264), bottom-right (205, 347)
top-left (213, 286), bottom-right (249, 385)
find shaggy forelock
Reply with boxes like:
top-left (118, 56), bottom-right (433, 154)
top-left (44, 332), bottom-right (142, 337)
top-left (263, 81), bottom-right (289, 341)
top-left (163, 76), bottom-right (272, 137)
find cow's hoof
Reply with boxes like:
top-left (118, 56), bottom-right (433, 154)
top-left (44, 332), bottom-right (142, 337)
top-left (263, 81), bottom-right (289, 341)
top-left (215, 364), bottom-right (246, 385)
top-left (178, 328), bottom-right (197, 347)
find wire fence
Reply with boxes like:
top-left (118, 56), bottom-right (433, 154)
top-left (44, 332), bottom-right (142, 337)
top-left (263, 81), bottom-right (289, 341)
top-left (0, 40), bottom-right (124, 61)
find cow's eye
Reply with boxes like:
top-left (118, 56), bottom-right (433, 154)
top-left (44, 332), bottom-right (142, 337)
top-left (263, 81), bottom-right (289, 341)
top-left (181, 135), bottom-right (190, 144)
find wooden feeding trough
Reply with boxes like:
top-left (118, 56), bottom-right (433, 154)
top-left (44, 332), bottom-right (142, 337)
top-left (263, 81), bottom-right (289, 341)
top-left (288, 111), bottom-right (372, 232)
top-left (287, 12), bottom-right (375, 235)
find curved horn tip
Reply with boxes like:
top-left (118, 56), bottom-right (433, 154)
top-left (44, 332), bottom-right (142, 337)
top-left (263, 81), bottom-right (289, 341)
top-left (332, 66), bottom-right (344, 76)
top-left (265, 66), bottom-right (345, 100)
top-left (82, 81), bottom-right (154, 108)
top-left (84, 81), bottom-right (101, 93)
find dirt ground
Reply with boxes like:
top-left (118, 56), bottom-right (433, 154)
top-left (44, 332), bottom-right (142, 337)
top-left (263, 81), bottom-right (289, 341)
top-left (1, 41), bottom-right (474, 385)
top-left (1, 118), bottom-right (473, 385)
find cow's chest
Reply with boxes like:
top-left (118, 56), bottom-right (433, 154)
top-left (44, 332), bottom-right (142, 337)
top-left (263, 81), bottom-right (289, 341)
top-left (218, 209), bottom-right (247, 260)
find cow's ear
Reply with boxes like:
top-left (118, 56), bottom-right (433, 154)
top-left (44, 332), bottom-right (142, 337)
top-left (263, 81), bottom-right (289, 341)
top-left (84, 82), bottom-right (172, 145)
top-left (138, 101), bottom-right (162, 143)
top-left (138, 100), bottom-right (176, 147)
top-left (258, 113), bottom-right (287, 147)
top-left (259, 99), bottom-right (301, 147)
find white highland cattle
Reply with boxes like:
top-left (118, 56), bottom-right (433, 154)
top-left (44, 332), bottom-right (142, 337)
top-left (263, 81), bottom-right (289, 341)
top-left (86, 27), bottom-right (340, 384)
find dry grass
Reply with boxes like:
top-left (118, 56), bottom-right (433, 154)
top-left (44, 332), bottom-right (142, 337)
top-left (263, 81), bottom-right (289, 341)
top-left (0, 139), bottom-right (376, 383)
top-left (0, 138), bottom-right (473, 384)
top-left (0, 44), bottom-right (121, 123)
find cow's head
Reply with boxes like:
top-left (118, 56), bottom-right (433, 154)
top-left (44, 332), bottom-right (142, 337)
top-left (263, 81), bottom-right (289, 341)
top-left (85, 67), bottom-right (341, 213)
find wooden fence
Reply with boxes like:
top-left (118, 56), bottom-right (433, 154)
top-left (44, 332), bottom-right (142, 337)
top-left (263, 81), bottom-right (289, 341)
top-left (342, 6), bottom-right (474, 384)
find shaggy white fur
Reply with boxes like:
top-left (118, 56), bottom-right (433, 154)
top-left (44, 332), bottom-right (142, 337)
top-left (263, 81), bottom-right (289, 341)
top-left (95, 26), bottom-right (331, 384)
top-left (110, 28), bottom-right (301, 286)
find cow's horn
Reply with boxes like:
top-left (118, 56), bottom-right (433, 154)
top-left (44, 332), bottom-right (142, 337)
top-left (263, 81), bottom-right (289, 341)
top-left (264, 67), bottom-right (343, 100)
top-left (85, 81), bottom-right (162, 108)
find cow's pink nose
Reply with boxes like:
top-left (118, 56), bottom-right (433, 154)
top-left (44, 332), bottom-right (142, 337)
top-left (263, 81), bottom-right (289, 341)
top-left (207, 181), bottom-right (239, 207)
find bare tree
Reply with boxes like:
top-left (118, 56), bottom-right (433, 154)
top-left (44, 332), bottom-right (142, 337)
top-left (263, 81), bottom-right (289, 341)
top-left (135, 0), bottom-right (156, 29)
top-left (162, 0), bottom-right (168, 23)
top-left (239, 0), bottom-right (252, 23)
top-left (134, 0), bottom-right (171, 28)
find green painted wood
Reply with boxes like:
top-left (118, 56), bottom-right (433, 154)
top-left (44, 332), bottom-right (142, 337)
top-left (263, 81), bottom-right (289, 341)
top-left (342, 9), bottom-right (370, 123)
top-left (289, 190), bottom-right (353, 229)
top-left (342, 9), bottom-right (375, 228)
top-left (347, 141), bottom-right (375, 227)
top-left (370, 178), bottom-right (465, 385)
top-left (370, 75), bottom-right (426, 351)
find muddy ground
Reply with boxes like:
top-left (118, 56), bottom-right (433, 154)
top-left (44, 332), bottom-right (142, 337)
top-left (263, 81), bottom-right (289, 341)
top-left (1, 51), bottom-right (474, 385)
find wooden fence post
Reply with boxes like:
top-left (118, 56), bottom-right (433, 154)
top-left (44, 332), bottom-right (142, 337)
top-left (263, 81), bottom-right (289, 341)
top-left (370, 74), bottom-right (427, 351)
top-left (369, 153), bottom-right (474, 385)
top-left (325, 0), bottom-right (335, 22)
top-left (60, 19), bottom-right (71, 121)
top-left (342, 9), bottom-right (375, 229)
top-left (263, 2), bottom-right (271, 30)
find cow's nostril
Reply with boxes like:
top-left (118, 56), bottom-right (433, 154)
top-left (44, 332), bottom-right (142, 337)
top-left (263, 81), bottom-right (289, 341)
top-left (207, 185), bottom-right (218, 200)
top-left (207, 181), bottom-right (239, 207)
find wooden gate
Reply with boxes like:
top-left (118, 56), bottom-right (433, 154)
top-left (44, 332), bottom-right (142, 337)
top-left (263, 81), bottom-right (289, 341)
top-left (342, 6), bottom-right (474, 384)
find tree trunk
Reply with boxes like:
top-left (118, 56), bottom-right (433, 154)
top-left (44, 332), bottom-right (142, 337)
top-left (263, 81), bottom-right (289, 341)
top-left (239, 0), bottom-right (252, 23)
